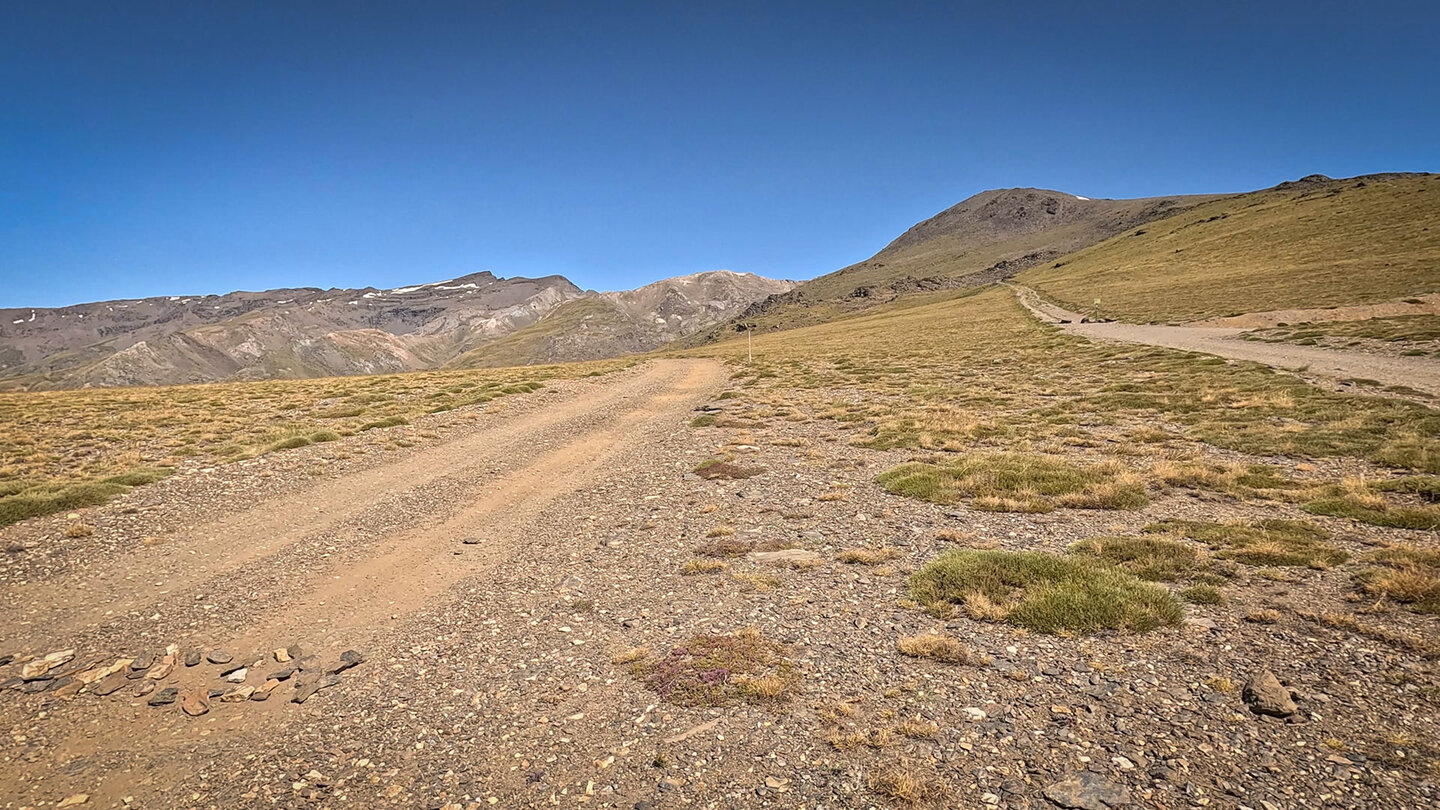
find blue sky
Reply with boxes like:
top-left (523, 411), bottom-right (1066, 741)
top-left (1, 1), bottom-right (1436, 307)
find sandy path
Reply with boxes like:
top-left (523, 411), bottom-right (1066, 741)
top-left (1009, 284), bottom-right (1440, 397)
top-left (0, 358), bottom-right (726, 807)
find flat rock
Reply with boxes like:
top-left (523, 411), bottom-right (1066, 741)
top-left (1043, 772), bottom-right (1131, 809)
top-left (147, 687), bottom-right (178, 706)
top-left (77, 658), bottom-right (132, 685)
top-left (328, 650), bottom-right (364, 674)
top-left (206, 650), bottom-right (233, 665)
top-left (184, 649), bottom-right (202, 667)
top-left (746, 549), bottom-right (821, 565)
top-left (181, 689), bottom-right (210, 716)
top-left (220, 685), bottom-right (255, 702)
top-left (130, 652), bottom-right (154, 671)
top-left (273, 648), bottom-right (292, 663)
top-left (292, 673), bottom-right (341, 704)
top-left (22, 649), bottom-right (75, 680)
top-left (1243, 670), bottom-right (1298, 717)
top-left (222, 667), bottom-right (248, 683)
top-left (132, 679), bottom-right (156, 697)
top-left (92, 672), bottom-right (130, 696)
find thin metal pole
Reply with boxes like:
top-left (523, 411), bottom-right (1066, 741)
top-left (747, 325), bottom-right (752, 364)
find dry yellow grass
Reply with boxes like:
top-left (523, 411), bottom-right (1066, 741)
top-left (837, 547), bottom-right (901, 565)
top-left (896, 632), bottom-right (967, 664)
top-left (0, 358), bottom-right (630, 526)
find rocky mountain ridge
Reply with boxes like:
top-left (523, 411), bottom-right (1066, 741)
top-left (0, 270), bottom-right (791, 389)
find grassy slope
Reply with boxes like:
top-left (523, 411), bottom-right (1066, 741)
top-left (680, 285), bottom-right (1439, 474)
top-left (448, 297), bottom-right (635, 369)
top-left (1018, 174), bottom-right (1440, 323)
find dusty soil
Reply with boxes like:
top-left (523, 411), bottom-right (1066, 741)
top-left (2, 356), bottom-right (1438, 810)
top-left (1010, 285), bottom-right (1440, 398)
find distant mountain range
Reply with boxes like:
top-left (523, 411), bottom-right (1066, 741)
top-left (0, 270), bottom-right (795, 389)
top-left (10, 171), bottom-right (1429, 390)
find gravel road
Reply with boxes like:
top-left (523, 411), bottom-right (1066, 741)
top-left (0, 358), bottom-right (727, 808)
top-left (1010, 284), bottom-right (1440, 397)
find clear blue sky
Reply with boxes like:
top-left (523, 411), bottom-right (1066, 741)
top-left (2, 1), bottom-right (1436, 307)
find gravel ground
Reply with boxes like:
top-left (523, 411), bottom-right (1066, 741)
top-left (1, 358), bottom-right (1437, 809)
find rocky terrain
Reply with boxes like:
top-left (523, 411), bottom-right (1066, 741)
top-left (0, 270), bottom-right (791, 389)
top-left (1, 351), bottom-right (1436, 809)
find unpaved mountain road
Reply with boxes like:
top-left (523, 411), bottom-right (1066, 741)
top-left (0, 358), bottom-right (726, 808)
top-left (1009, 284), bottom-right (1440, 397)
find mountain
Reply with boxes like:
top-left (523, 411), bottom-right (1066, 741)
top-left (0, 270), bottom-right (789, 389)
top-left (680, 187), bottom-right (1223, 342)
top-left (1015, 173), bottom-right (1440, 322)
top-left (448, 271), bottom-right (797, 368)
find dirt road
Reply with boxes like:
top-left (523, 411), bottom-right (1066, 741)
top-left (1009, 284), bottom-right (1440, 397)
top-left (0, 358), bottom-right (726, 808)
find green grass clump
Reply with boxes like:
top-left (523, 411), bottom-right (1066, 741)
top-left (269, 435), bottom-right (312, 451)
top-left (1067, 535), bottom-right (1204, 582)
top-left (877, 452), bottom-right (1148, 512)
top-left (359, 415), bottom-right (410, 431)
top-left (1355, 545), bottom-right (1440, 613)
top-left (1373, 476), bottom-right (1440, 502)
top-left (1148, 519), bottom-right (1348, 567)
top-left (1180, 584), bottom-right (1226, 605)
top-left (633, 628), bottom-right (794, 706)
top-left (908, 550), bottom-right (1184, 634)
top-left (0, 482), bottom-right (126, 527)
top-left (690, 414), bottom-right (719, 427)
top-left (0, 466), bottom-right (174, 528)
top-left (309, 430), bottom-right (341, 443)
top-left (1303, 495), bottom-right (1440, 531)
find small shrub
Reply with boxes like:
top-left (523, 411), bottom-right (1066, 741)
top-left (877, 453), bottom-right (1148, 512)
top-left (690, 414), bottom-right (719, 428)
top-left (269, 435), bottom-right (312, 451)
top-left (611, 647), bottom-right (649, 665)
top-left (1181, 584), bottom-right (1225, 605)
top-left (869, 762), bottom-right (945, 805)
top-left (309, 430), bottom-right (341, 443)
top-left (1355, 545), bottom-right (1440, 613)
top-left (896, 633), bottom-right (967, 664)
top-left (635, 628), bottom-right (794, 706)
top-left (895, 717), bottom-right (940, 738)
top-left (1303, 495), bottom-right (1440, 531)
top-left (908, 550), bottom-right (1184, 634)
top-left (1245, 609), bottom-right (1281, 624)
top-left (1067, 535), bottom-right (1202, 581)
top-left (838, 547), bottom-right (901, 565)
top-left (680, 559), bottom-right (727, 575)
top-left (1148, 519), bottom-right (1348, 567)
top-left (694, 459), bottom-right (763, 480)
top-left (64, 522), bottom-right (94, 538)
top-left (359, 416), bottom-right (409, 431)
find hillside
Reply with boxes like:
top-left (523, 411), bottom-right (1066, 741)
top-left (683, 187), bottom-right (1221, 343)
top-left (0, 270), bottom-right (788, 388)
top-left (1017, 173), bottom-right (1440, 323)
top-left (449, 271), bottom-right (796, 368)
